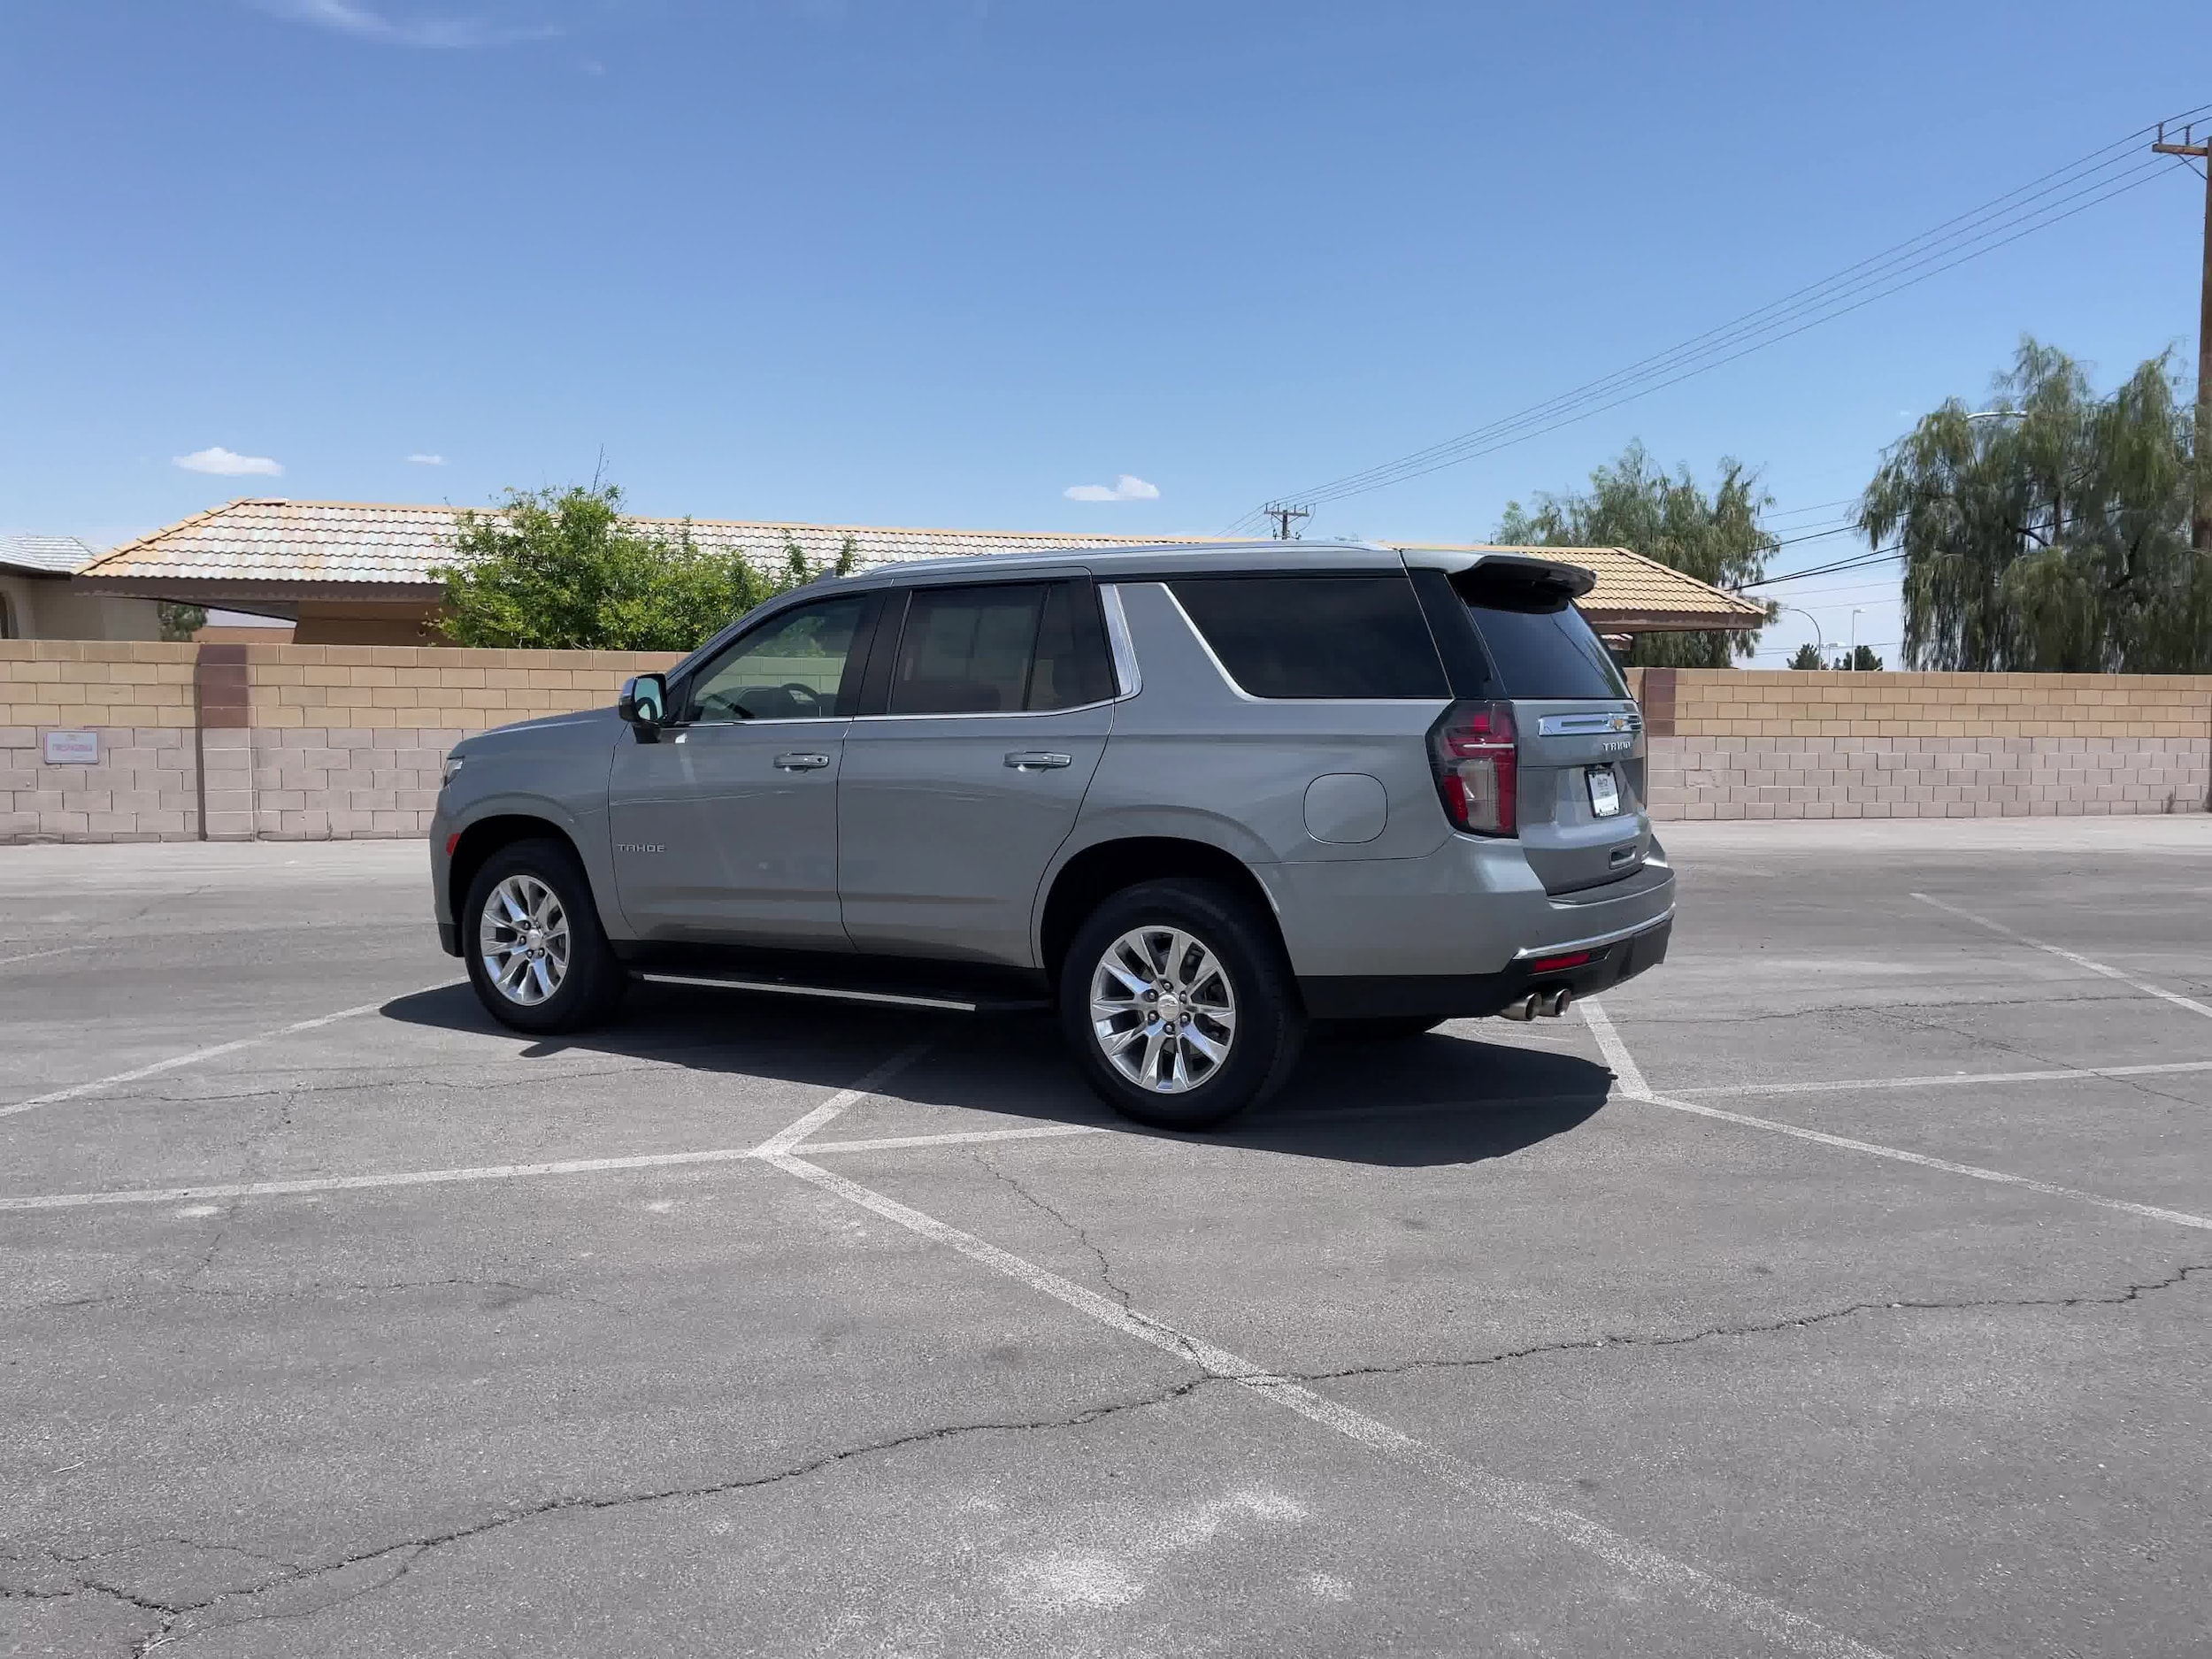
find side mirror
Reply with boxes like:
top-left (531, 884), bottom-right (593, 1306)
top-left (618, 673), bottom-right (668, 741)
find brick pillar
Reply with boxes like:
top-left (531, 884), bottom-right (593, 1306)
top-left (193, 644), bottom-right (254, 841)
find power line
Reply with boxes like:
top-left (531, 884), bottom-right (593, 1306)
top-left (1280, 136), bottom-right (2186, 509)
top-left (1228, 104), bottom-right (2212, 533)
top-left (1736, 544), bottom-right (1905, 589)
top-left (1298, 157), bottom-right (2169, 506)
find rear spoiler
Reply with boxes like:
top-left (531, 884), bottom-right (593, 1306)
top-left (1394, 548), bottom-right (1597, 601)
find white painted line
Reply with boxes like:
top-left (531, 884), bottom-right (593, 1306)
top-left (0, 981), bottom-right (464, 1122)
top-left (1675, 1059), bottom-right (2212, 1099)
top-left (1912, 892), bottom-right (2212, 1021)
top-left (751, 1041), bottom-right (932, 1156)
top-left (796, 1091), bottom-right (1614, 1158)
top-left (1582, 1000), bottom-right (2212, 1234)
top-left (1579, 999), bottom-right (1651, 1098)
top-left (0, 1147), bottom-right (767, 1212)
top-left (765, 1148), bottom-right (1886, 1659)
top-left (803, 1124), bottom-right (1114, 1156)
top-left (0, 942), bottom-right (98, 969)
top-left (0, 1048), bottom-right (933, 1213)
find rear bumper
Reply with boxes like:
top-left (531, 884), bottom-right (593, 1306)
top-left (1299, 912), bottom-right (1671, 1020)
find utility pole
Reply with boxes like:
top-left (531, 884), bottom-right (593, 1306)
top-left (1260, 502), bottom-right (1312, 541)
top-left (2152, 121), bottom-right (2212, 550)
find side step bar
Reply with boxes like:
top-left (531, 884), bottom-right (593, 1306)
top-left (634, 971), bottom-right (1051, 1015)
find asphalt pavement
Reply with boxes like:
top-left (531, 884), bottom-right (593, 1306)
top-left (3, 819), bottom-right (2209, 1658)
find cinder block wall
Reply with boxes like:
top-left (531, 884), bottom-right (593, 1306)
top-left (2, 641), bottom-right (678, 843)
top-left (7, 646), bottom-right (2208, 841)
top-left (0, 642), bottom-right (200, 842)
top-left (238, 645), bottom-right (680, 841)
top-left (1628, 669), bottom-right (2212, 820)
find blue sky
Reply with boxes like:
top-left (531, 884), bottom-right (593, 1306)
top-left (4, 0), bottom-right (2207, 662)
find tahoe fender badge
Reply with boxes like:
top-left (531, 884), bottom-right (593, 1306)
top-left (617, 841), bottom-right (665, 855)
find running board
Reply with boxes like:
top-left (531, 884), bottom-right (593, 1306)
top-left (634, 971), bottom-right (1050, 1015)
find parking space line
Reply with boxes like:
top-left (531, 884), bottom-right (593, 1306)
top-left (0, 1047), bottom-right (934, 1213)
top-left (0, 1148), bottom-right (770, 1212)
top-left (1581, 1001), bottom-right (2212, 1234)
top-left (796, 1092), bottom-right (1617, 1158)
top-left (752, 1043), bottom-right (932, 1155)
top-left (764, 1147), bottom-right (1888, 1659)
top-left (1675, 1059), bottom-right (2212, 1099)
top-left (1913, 892), bottom-right (2212, 1020)
top-left (0, 981), bottom-right (463, 1122)
top-left (803, 1124), bottom-right (1114, 1156)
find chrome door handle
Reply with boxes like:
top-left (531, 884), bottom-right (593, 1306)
top-left (774, 752), bottom-right (832, 772)
top-left (1004, 751), bottom-right (1072, 771)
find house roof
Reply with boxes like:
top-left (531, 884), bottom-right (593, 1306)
top-left (75, 498), bottom-right (1766, 630)
top-left (0, 533), bottom-right (101, 578)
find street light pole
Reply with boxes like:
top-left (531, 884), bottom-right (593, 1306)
top-left (1777, 605), bottom-right (1825, 665)
top-left (1849, 609), bottom-right (1863, 670)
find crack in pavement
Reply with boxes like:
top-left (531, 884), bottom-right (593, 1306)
top-left (1857, 1002), bottom-right (2212, 1115)
top-left (1290, 1262), bottom-right (2212, 1386)
top-left (22, 1274), bottom-right (628, 1318)
top-left (7, 1374), bottom-right (1221, 1654)
top-left (1623, 988), bottom-right (2146, 1032)
top-left (134, 1062), bottom-right (672, 1109)
top-left (972, 1147), bottom-right (1137, 1309)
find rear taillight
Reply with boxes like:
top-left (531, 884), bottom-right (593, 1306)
top-left (1429, 699), bottom-right (1517, 836)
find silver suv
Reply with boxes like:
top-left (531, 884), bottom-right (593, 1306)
top-left (430, 543), bottom-right (1673, 1129)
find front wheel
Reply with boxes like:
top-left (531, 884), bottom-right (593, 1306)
top-left (462, 838), bottom-right (626, 1034)
top-left (1058, 878), bottom-right (1304, 1131)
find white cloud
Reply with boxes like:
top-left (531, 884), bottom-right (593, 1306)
top-left (255, 0), bottom-right (560, 49)
top-left (1064, 473), bottom-right (1159, 503)
top-left (407, 452), bottom-right (448, 466)
top-left (173, 446), bottom-right (284, 478)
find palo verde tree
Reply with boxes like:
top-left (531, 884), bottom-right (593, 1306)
top-left (432, 485), bottom-right (854, 650)
top-left (1495, 440), bottom-right (1779, 666)
top-left (1863, 338), bottom-right (2212, 672)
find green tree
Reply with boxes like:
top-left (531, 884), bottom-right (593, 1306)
top-left (1787, 641), bottom-right (1824, 670)
top-left (1862, 338), bottom-right (2212, 672)
top-left (432, 484), bottom-right (806, 649)
top-left (1839, 644), bottom-right (1884, 672)
top-left (1496, 441), bottom-right (1778, 666)
top-left (157, 603), bottom-right (206, 642)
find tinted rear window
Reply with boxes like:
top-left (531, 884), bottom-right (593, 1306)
top-left (1453, 568), bottom-right (1627, 700)
top-left (1169, 574), bottom-right (1448, 700)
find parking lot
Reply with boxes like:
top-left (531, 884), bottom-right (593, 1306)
top-left (4, 818), bottom-right (2209, 1659)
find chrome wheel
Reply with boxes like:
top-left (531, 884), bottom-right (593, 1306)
top-left (479, 873), bottom-right (571, 1007)
top-left (1089, 925), bottom-right (1238, 1094)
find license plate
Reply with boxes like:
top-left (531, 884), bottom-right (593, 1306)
top-left (1587, 765), bottom-right (1622, 818)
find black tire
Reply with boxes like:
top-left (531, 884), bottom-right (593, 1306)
top-left (1058, 878), bottom-right (1304, 1132)
top-left (1328, 1015), bottom-right (1442, 1042)
top-left (461, 837), bottom-right (627, 1034)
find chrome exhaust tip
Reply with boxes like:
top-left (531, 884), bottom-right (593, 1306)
top-left (1540, 987), bottom-right (1573, 1019)
top-left (1498, 992), bottom-right (1541, 1022)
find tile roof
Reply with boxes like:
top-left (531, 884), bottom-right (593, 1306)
top-left (1401, 542), bottom-right (1770, 626)
top-left (0, 533), bottom-right (101, 576)
top-left (77, 499), bottom-right (1764, 626)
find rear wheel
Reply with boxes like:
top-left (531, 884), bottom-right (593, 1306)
top-left (1059, 878), bottom-right (1303, 1131)
top-left (462, 838), bottom-right (626, 1033)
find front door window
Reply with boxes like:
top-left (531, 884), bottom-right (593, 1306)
top-left (687, 596), bottom-right (870, 723)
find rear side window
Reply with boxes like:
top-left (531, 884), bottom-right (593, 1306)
top-left (1027, 580), bottom-right (1118, 710)
top-left (887, 580), bottom-right (1116, 715)
top-left (1168, 574), bottom-right (1448, 700)
top-left (1442, 565), bottom-right (1628, 701)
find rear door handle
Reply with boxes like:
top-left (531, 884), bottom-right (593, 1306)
top-left (774, 752), bottom-right (832, 772)
top-left (1004, 751), bottom-right (1072, 771)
